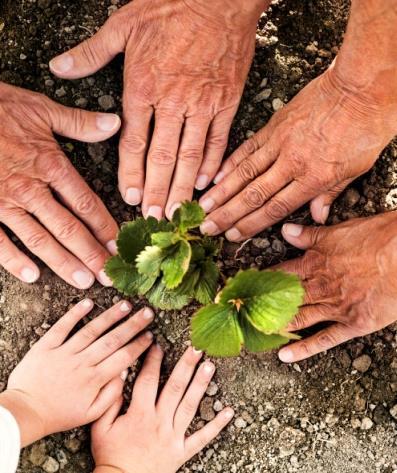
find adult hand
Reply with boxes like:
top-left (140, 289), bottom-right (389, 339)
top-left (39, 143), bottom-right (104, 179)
top-left (274, 212), bottom-right (397, 363)
top-left (50, 0), bottom-right (268, 220)
top-left (92, 347), bottom-right (234, 473)
top-left (199, 68), bottom-right (397, 241)
top-left (1, 299), bottom-right (154, 446)
top-left (0, 82), bottom-right (121, 288)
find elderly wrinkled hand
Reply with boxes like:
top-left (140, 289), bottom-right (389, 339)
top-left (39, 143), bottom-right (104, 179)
top-left (275, 212), bottom-right (397, 362)
top-left (49, 0), bottom-right (267, 220)
top-left (0, 82), bottom-right (120, 288)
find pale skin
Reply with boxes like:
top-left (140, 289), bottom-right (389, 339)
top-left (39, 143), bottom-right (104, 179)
top-left (0, 299), bottom-right (155, 446)
top-left (92, 346), bottom-right (234, 473)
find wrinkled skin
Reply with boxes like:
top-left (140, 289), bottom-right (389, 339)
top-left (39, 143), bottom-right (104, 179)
top-left (200, 0), bottom-right (397, 241)
top-left (0, 82), bottom-right (121, 288)
top-left (92, 347), bottom-right (233, 473)
top-left (275, 212), bottom-right (397, 362)
top-left (50, 0), bottom-right (267, 220)
top-left (199, 67), bottom-right (397, 241)
top-left (2, 300), bottom-right (154, 446)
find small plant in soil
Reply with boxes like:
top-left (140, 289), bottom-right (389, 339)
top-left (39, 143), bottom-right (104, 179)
top-left (191, 269), bottom-right (304, 357)
top-left (105, 201), bottom-right (221, 310)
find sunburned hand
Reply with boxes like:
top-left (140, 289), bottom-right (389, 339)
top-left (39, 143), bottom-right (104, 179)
top-left (0, 300), bottom-right (154, 446)
top-left (273, 212), bottom-right (397, 363)
top-left (92, 347), bottom-right (234, 473)
top-left (0, 82), bottom-right (121, 288)
top-left (50, 0), bottom-right (268, 220)
top-left (199, 68), bottom-right (397, 241)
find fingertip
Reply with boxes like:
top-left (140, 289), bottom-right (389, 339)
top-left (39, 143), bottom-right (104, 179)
top-left (96, 114), bottom-right (121, 133)
top-left (278, 347), bottom-right (294, 363)
top-left (282, 223), bottom-right (303, 242)
top-left (222, 407), bottom-right (234, 421)
top-left (20, 266), bottom-right (40, 283)
top-left (49, 53), bottom-right (74, 75)
top-left (80, 298), bottom-right (94, 309)
top-left (213, 171), bottom-right (225, 184)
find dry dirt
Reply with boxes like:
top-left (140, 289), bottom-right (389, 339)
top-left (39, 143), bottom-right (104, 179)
top-left (0, 0), bottom-right (396, 472)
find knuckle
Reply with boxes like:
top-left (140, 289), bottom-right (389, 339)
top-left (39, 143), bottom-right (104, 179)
top-left (317, 330), bottom-right (337, 349)
top-left (263, 198), bottom-right (290, 221)
top-left (81, 323), bottom-right (98, 341)
top-left (80, 39), bottom-right (101, 68)
top-left (149, 149), bottom-right (176, 167)
top-left (242, 135), bottom-right (260, 156)
top-left (181, 399), bottom-right (198, 416)
top-left (56, 218), bottom-right (82, 240)
top-left (217, 207), bottom-right (234, 225)
top-left (104, 332), bottom-right (122, 350)
top-left (82, 248), bottom-right (105, 267)
top-left (168, 378), bottom-right (185, 396)
top-left (25, 230), bottom-right (50, 250)
top-left (43, 155), bottom-right (69, 183)
top-left (8, 178), bottom-right (40, 204)
top-left (206, 133), bottom-right (228, 150)
top-left (146, 186), bottom-right (168, 198)
top-left (236, 159), bottom-right (258, 182)
top-left (74, 192), bottom-right (99, 216)
top-left (179, 148), bottom-right (203, 163)
top-left (139, 372), bottom-right (158, 387)
top-left (121, 134), bottom-right (147, 155)
top-left (242, 184), bottom-right (267, 209)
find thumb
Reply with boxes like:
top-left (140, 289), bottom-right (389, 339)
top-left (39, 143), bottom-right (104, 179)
top-left (45, 99), bottom-right (121, 143)
top-left (281, 223), bottom-right (324, 250)
top-left (310, 179), bottom-right (352, 224)
top-left (49, 13), bottom-right (129, 79)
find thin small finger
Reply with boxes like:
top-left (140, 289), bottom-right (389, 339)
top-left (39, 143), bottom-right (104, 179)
top-left (0, 226), bottom-right (40, 283)
top-left (42, 299), bottom-right (94, 348)
top-left (89, 377), bottom-right (124, 422)
top-left (92, 396), bottom-right (123, 436)
top-left (278, 323), bottom-right (356, 363)
top-left (98, 331), bottom-right (154, 382)
top-left (157, 347), bottom-right (203, 420)
top-left (174, 361), bottom-right (215, 433)
top-left (65, 300), bottom-right (133, 352)
top-left (87, 308), bottom-right (154, 364)
top-left (130, 344), bottom-right (164, 411)
top-left (185, 408), bottom-right (234, 459)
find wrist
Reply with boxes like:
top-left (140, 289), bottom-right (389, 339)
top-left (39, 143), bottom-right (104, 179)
top-left (0, 389), bottom-right (46, 447)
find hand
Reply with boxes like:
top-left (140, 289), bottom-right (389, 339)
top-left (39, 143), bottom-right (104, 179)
top-left (0, 82), bottom-right (121, 288)
top-left (199, 67), bottom-right (397, 241)
top-left (49, 0), bottom-right (268, 220)
top-left (92, 346), bottom-right (234, 473)
top-left (0, 299), bottom-right (154, 446)
top-left (273, 212), bottom-right (397, 363)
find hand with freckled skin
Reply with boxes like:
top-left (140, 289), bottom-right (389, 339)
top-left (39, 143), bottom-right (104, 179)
top-left (49, 0), bottom-right (269, 220)
top-left (199, 0), bottom-right (397, 241)
top-left (0, 82), bottom-right (121, 288)
top-left (273, 212), bottom-right (397, 363)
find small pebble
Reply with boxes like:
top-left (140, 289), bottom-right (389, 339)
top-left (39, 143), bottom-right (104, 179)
top-left (352, 354), bottom-right (372, 373)
top-left (272, 98), bottom-right (284, 111)
top-left (42, 457), bottom-right (60, 473)
top-left (360, 417), bottom-right (373, 430)
top-left (98, 94), bottom-right (116, 110)
top-left (234, 417), bottom-right (247, 429)
top-left (206, 381), bottom-right (219, 396)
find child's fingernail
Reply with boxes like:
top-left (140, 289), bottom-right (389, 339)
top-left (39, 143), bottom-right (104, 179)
top-left (203, 362), bottom-right (215, 375)
top-left (106, 240), bottom-right (118, 255)
top-left (98, 269), bottom-right (113, 287)
top-left (195, 174), bottom-right (209, 190)
top-left (214, 171), bottom-right (225, 184)
top-left (49, 54), bottom-right (74, 73)
top-left (121, 369), bottom-right (128, 381)
top-left (81, 299), bottom-right (93, 308)
top-left (225, 227), bottom-right (242, 241)
top-left (200, 198), bottom-right (215, 213)
top-left (223, 408), bottom-right (234, 419)
top-left (21, 267), bottom-right (39, 283)
top-left (120, 301), bottom-right (131, 312)
top-left (143, 308), bottom-right (154, 320)
top-left (283, 223), bottom-right (303, 238)
top-left (278, 348), bottom-right (294, 363)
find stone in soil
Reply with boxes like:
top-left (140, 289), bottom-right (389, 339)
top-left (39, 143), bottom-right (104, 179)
top-left (353, 354), bottom-right (372, 373)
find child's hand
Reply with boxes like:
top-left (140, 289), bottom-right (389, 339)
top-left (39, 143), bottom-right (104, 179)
top-left (92, 346), bottom-right (234, 473)
top-left (0, 299), bottom-right (154, 446)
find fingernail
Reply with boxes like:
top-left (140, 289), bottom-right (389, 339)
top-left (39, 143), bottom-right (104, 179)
top-left (203, 362), bottom-right (215, 375)
top-left (20, 267), bottom-right (39, 283)
top-left (169, 202), bottom-right (181, 218)
top-left (200, 220), bottom-right (219, 235)
top-left (98, 269), bottom-right (113, 287)
top-left (120, 369), bottom-right (128, 381)
top-left (225, 227), bottom-right (242, 241)
top-left (72, 270), bottom-right (95, 289)
top-left (200, 198), bottom-right (215, 213)
top-left (120, 301), bottom-right (131, 312)
top-left (125, 188), bottom-right (142, 206)
top-left (81, 298), bottom-right (93, 308)
top-left (278, 348), bottom-right (294, 363)
top-left (106, 240), bottom-right (118, 256)
top-left (49, 54), bottom-right (74, 73)
top-left (193, 347), bottom-right (203, 356)
top-left (195, 174), bottom-right (209, 190)
top-left (147, 206), bottom-right (163, 220)
top-left (283, 223), bottom-right (303, 238)
top-left (143, 308), bottom-right (154, 320)
top-left (214, 171), bottom-right (225, 184)
top-left (96, 114), bottom-right (120, 132)
top-left (223, 408), bottom-right (234, 419)
top-left (145, 331), bottom-right (154, 340)
top-left (321, 205), bottom-right (330, 223)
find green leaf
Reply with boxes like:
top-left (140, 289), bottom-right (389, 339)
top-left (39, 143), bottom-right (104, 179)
top-left (239, 311), bottom-right (289, 352)
top-left (194, 260), bottom-right (219, 305)
top-left (218, 269), bottom-right (304, 333)
top-left (191, 304), bottom-right (243, 357)
top-left (161, 240), bottom-right (191, 289)
top-left (136, 246), bottom-right (164, 278)
top-left (172, 201), bottom-right (205, 233)
top-left (118, 217), bottom-right (173, 264)
top-left (201, 236), bottom-right (221, 257)
top-left (151, 231), bottom-right (181, 249)
top-left (105, 256), bottom-right (156, 296)
top-left (146, 280), bottom-right (190, 310)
